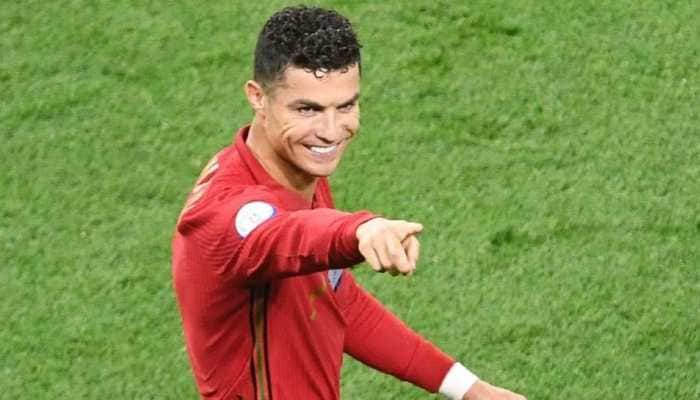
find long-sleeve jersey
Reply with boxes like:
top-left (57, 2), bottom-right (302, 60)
top-left (172, 126), bottom-right (455, 399)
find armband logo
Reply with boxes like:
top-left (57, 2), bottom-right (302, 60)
top-left (235, 201), bottom-right (276, 238)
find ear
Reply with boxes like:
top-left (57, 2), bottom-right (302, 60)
top-left (244, 80), bottom-right (266, 112)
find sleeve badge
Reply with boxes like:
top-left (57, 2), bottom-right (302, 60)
top-left (235, 201), bottom-right (276, 238)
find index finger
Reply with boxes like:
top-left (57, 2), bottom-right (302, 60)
top-left (393, 221), bottom-right (423, 241)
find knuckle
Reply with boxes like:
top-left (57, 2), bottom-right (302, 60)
top-left (373, 227), bottom-right (388, 239)
top-left (387, 248), bottom-right (401, 259)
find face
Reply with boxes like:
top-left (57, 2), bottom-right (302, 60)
top-left (253, 65), bottom-right (360, 181)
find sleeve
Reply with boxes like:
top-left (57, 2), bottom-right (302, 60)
top-left (176, 186), bottom-right (377, 285)
top-left (341, 273), bottom-right (455, 393)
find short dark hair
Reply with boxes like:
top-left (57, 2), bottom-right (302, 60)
top-left (254, 6), bottom-right (362, 90)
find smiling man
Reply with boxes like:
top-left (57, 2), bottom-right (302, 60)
top-left (173, 6), bottom-right (526, 400)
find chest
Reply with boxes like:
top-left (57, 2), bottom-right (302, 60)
top-left (266, 272), bottom-right (348, 328)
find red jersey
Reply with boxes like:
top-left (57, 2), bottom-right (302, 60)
top-left (173, 126), bottom-right (454, 399)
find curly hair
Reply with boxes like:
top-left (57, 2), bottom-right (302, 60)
top-left (254, 6), bottom-right (362, 90)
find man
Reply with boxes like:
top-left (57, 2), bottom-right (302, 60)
top-left (173, 6), bottom-right (526, 400)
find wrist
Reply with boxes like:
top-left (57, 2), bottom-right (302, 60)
top-left (355, 216), bottom-right (385, 240)
top-left (439, 363), bottom-right (478, 400)
top-left (334, 211), bottom-right (378, 266)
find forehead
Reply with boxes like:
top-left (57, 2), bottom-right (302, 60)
top-left (270, 65), bottom-right (360, 103)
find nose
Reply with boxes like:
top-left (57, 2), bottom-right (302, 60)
top-left (316, 111), bottom-right (344, 143)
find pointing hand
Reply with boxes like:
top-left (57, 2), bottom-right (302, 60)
top-left (356, 218), bottom-right (423, 276)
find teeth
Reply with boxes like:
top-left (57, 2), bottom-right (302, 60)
top-left (309, 145), bottom-right (337, 154)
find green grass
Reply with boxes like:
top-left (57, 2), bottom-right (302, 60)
top-left (2, 1), bottom-right (699, 398)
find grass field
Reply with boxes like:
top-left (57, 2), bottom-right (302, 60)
top-left (2, 0), bottom-right (699, 398)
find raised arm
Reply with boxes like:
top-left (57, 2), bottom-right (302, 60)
top-left (177, 187), bottom-right (376, 284)
top-left (230, 206), bottom-right (374, 282)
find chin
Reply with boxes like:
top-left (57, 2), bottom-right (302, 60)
top-left (305, 163), bottom-right (339, 178)
top-left (308, 168), bottom-right (336, 178)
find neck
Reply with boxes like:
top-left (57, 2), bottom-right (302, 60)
top-left (246, 120), bottom-right (317, 201)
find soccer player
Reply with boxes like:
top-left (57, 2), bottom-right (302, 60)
top-left (173, 6), bottom-right (526, 400)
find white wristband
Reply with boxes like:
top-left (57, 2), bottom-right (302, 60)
top-left (438, 362), bottom-right (479, 400)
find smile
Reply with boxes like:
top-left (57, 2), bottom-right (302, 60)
top-left (308, 145), bottom-right (337, 154)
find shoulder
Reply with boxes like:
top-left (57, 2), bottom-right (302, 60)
top-left (176, 145), bottom-right (288, 231)
top-left (177, 182), bottom-right (286, 234)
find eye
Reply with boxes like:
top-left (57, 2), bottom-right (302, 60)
top-left (297, 106), bottom-right (316, 116)
top-left (338, 103), bottom-right (355, 112)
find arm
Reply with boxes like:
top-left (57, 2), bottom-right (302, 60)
top-left (231, 207), bottom-right (375, 282)
top-left (345, 220), bottom-right (527, 400)
top-left (341, 279), bottom-right (527, 400)
top-left (342, 275), bottom-right (455, 392)
top-left (177, 187), bottom-right (376, 284)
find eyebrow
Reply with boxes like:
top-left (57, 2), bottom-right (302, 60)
top-left (339, 93), bottom-right (361, 107)
top-left (289, 93), bottom-right (360, 109)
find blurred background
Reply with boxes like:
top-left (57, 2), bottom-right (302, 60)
top-left (2, 1), bottom-right (699, 398)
